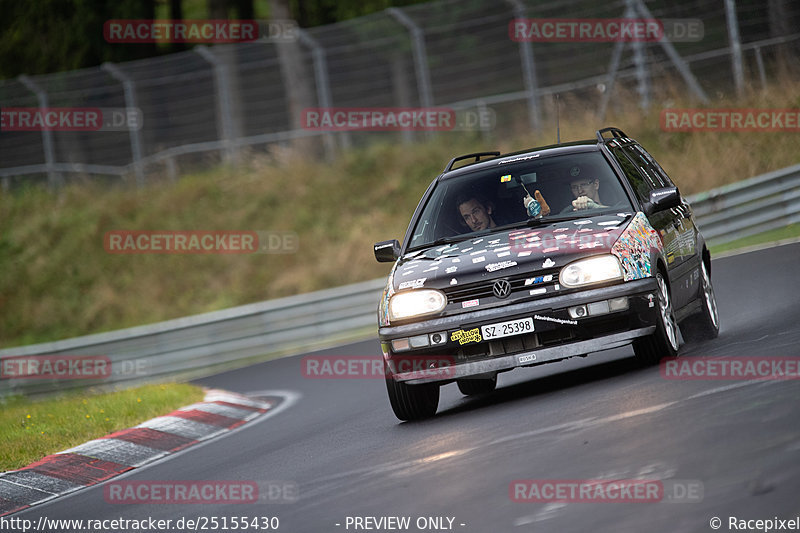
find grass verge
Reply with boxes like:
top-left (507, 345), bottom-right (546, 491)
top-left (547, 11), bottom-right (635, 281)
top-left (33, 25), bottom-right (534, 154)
top-left (0, 383), bottom-right (205, 472)
top-left (2, 79), bottom-right (800, 347)
top-left (709, 224), bottom-right (800, 256)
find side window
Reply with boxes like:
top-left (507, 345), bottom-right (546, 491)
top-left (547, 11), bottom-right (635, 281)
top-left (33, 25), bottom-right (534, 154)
top-left (631, 144), bottom-right (675, 187)
top-left (620, 145), bottom-right (664, 189)
top-left (609, 146), bottom-right (652, 203)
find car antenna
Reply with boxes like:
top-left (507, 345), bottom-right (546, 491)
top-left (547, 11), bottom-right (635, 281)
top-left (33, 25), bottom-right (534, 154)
top-left (555, 94), bottom-right (561, 144)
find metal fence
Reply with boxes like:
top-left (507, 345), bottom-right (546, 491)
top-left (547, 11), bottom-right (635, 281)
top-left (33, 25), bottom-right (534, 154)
top-left (1, 162), bottom-right (798, 397)
top-left (1, 0), bottom-right (799, 189)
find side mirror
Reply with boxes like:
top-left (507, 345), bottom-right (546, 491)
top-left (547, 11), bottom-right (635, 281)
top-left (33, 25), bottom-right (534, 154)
top-left (645, 187), bottom-right (681, 215)
top-left (374, 239), bottom-right (401, 263)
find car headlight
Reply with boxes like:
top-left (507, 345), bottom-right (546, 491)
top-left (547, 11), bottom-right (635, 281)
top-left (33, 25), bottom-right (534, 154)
top-left (388, 289), bottom-right (447, 320)
top-left (559, 255), bottom-right (623, 288)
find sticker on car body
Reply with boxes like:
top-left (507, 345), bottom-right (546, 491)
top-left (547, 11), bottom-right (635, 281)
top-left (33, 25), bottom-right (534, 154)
top-left (450, 327), bottom-right (482, 345)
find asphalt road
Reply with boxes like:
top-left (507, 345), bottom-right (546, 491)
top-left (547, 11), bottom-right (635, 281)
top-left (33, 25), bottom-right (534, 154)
top-left (15, 243), bottom-right (800, 533)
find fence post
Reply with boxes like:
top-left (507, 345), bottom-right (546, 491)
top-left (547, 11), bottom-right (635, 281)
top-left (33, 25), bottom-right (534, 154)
top-left (101, 62), bottom-right (145, 187)
top-left (387, 8), bottom-right (434, 115)
top-left (635, 0), bottom-right (709, 103)
top-left (754, 46), bottom-right (767, 90)
top-left (628, 0), bottom-right (651, 109)
top-left (18, 75), bottom-right (61, 188)
top-left (195, 46), bottom-right (237, 164)
top-left (506, 0), bottom-right (541, 131)
top-left (724, 0), bottom-right (745, 96)
top-left (296, 29), bottom-right (339, 158)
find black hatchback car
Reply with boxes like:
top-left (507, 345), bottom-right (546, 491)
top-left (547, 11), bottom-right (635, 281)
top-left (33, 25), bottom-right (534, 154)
top-left (374, 128), bottom-right (719, 421)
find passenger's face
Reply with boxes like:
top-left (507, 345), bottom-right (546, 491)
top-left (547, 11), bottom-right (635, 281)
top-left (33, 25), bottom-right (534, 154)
top-left (459, 199), bottom-right (494, 231)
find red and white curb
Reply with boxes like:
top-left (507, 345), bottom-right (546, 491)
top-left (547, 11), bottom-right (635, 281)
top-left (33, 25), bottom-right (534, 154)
top-left (0, 389), bottom-right (273, 516)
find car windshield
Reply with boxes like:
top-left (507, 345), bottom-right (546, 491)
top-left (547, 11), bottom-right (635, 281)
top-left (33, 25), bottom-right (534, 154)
top-left (407, 151), bottom-right (634, 251)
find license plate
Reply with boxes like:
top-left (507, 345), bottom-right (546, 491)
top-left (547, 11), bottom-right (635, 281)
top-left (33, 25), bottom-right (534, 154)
top-left (481, 317), bottom-right (534, 340)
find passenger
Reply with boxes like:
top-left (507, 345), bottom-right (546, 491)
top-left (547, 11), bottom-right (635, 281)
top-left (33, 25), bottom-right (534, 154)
top-left (455, 194), bottom-right (497, 232)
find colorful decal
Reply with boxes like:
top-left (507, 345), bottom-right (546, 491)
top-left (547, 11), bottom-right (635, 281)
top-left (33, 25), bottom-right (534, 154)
top-left (525, 274), bottom-right (552, 286)
top-left (500, 174), bottom-right (512, 183)
top-left (611, 212), bottom-right (663, 281)
top-left (450, 328), bottom-right (482, 345)
top-left (462, 299), bottom-right (479, 308)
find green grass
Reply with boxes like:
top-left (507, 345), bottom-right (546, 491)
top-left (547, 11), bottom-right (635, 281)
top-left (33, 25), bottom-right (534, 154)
top-left (0, 383), bottom-right (205, 472)
top-left (2, 80), bottom-right (800, 348)
top-left (709, 224), bottom-right (800, 256)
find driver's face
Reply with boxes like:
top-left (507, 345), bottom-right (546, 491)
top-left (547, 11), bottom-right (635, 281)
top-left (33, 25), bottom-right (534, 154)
top-left (459, 199), bottom-right (494, 231)
top-left (570, 178), bottom-right (600, 201)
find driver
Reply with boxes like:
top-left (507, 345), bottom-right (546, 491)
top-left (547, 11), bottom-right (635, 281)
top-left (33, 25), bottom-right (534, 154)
top-left (567, 176), bottom-right (607, 211)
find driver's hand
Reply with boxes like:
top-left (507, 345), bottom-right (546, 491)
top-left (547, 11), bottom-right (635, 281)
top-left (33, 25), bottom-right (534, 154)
top-left (572, 195), bottom-right (599, 210)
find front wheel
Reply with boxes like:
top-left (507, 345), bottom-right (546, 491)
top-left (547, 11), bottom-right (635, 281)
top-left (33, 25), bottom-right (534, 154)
top-left (633, 271), bottom-right (679, 366)
top-left (385, 362), bottom-right (440, 421)
top-left (681, 260), bottom-right (720, 342)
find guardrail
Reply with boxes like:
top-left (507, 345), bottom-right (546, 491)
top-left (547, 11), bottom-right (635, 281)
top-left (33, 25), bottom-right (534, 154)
top-left (2, 164), bottom-right (798, 396)
top-left (0, 278), bottom-right (386, 397)
top-left (688, 162), bottom-right (800, 247)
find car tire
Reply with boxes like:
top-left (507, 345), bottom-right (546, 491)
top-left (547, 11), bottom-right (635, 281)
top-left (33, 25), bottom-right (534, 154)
top-left (681, 260), bottom-right (720, 342)
top-left (457, 374), bottom-right (497, 396)
top-left (384, 362), bottom-right (440, 421)
top-left (633, 271), bottom-right (679, 366)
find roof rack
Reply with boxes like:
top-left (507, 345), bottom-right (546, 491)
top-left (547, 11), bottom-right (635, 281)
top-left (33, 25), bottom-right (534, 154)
top-left (595, 127), bottom-right (629, 143)
top-left (444, 151), bottom-right (501, 172)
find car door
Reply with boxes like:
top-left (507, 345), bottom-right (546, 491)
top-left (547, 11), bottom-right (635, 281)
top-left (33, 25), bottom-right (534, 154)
top-left (606, 143), bottom-right (692, 309)
top-left (621, 144), bottom-right (700, 309)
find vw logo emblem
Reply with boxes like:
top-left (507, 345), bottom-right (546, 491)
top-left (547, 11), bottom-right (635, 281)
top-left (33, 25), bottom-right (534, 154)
top-left (493, 279), bottom-right (511, 299)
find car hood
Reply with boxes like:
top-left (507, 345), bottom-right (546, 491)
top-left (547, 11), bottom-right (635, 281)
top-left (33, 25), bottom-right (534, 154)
top-left (392, 213), bottom-right (634, 291)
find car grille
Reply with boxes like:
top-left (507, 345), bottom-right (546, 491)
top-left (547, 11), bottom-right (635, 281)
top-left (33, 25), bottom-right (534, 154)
top-left (444, 269), bottom-right (561, 304)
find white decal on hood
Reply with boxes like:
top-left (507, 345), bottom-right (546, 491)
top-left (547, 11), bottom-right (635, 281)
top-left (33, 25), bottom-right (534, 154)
top-left (485, 260), bottom-right (517, 272)
top-left (398, 277), bottom-right (426, 290)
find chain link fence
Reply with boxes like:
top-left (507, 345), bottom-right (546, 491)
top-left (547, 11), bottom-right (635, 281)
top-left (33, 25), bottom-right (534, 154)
top-left (1, 0), bottom-right (798, 189)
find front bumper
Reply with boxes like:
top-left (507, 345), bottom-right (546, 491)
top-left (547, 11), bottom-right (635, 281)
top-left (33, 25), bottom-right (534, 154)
top-left (379, 278), bottom-right (659, 384)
